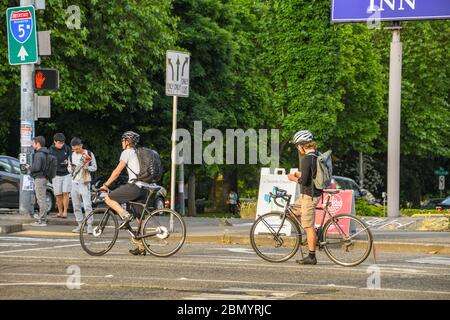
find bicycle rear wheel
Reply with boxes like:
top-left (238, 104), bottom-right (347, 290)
top-left (140, 209), bottom-right (186, 257)
top-left (80, 208), bottom-right (119, 256)
top-left (250, 212), bottom-right (301, 263)
top-left (322, 214), bottom-right (373, 267)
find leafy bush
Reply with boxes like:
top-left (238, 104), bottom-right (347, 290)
top-left (355, 199), bottom-right (385, 217)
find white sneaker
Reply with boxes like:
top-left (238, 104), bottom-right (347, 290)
top-left (31, 221), bottom-right (47, 227)
top-left (72, 226), bottom-right (81, 233)
top-left (87, 225), bottom-right (93, 235)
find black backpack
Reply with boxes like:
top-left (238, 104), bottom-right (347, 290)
top-left (44, 153), bottom-right (57, 180)
top-left (128, 148), bottom-right (162, 184)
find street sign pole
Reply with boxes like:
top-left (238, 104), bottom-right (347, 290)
top-left (19, 0), bottom-right (36, 216)
top-left (171, 95), bottom-right (178, 211)
top-left (387, 21), bottom-right (402, 218)
top-left (166, 50), bottom-right (190, 215)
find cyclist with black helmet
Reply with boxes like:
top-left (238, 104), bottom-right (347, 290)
top-left (287, 130), bottom-right (323, 265)
top-left (101, 131), bottom-right (148, 255)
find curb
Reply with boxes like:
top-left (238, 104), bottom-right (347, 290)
top-left (186, 234), bottom-right (450, 255)
top-left (0, 223), bottom-right (23, 235)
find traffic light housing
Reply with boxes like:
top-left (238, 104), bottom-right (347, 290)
top-left (34, 68), bottom-right (59, 90)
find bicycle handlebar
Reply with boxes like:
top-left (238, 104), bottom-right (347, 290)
top-left (269, 187), bottom-right (291, 208)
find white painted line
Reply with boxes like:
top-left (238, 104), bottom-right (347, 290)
top-left (0, 273), bottom-right (116, 280)
top-left (0, 282), bottom-right (86, 287)
top-left (0, 243), bottom-right (37, 247)
top-left (1, 254), bottom-right (449, 277)
top-left (0, 236), bottom-right (79, 243)
top-left (212, 248), bottom-right (256, 254)
top-left (0, 244), bottom-right (81, 254)
top-left (406, 257), bottom-right (450, 266)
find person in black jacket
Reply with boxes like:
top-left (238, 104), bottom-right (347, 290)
top-left (30, 136), bottom-right (49, 226)
top-left (49, 133), bottom-right (72, 218)
top-left (288, 130), bottom-right (323, 265)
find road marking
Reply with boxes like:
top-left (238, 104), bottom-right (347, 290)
top-left (0, 282), bottom-right (85, 287)
top-left (14, 230), bottom-right (78, 237)
top-left (406, 256), bottom-right (450, 266)
top-left (0, 244), bottom-right (81, 254)
top-left (184, 293), bottom-right (277, 300)
top-left (0, 236), bottom-right (79, 242)
top-left (1, 253), bottom-right (448, 276)
top-left (212, 248), bottom-right (256, 254)
top-left (0, 243), bottom-right (37, 247)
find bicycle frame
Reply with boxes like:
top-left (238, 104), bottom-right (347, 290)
top-left (273, 192), bottom-right (354, 250)
top-left (94, 188), bottom-right (165, 241)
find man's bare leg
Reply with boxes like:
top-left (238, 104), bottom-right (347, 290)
top-left (56, 195), bottom-right (63, 216)
top-left (63, 193), bottom-right (70, 217)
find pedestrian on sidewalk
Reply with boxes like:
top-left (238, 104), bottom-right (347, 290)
top-left (30, 136), bottom-right (49, 227)
top-left (68, 137), bottom-right (97, 234)
top-left (288, 130), bottom-right (323, 265)
top-left (49, 133), bottom-right (72, 219)
top-left (228, 190), bottom-right (239, 215)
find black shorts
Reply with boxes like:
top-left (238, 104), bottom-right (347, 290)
top-left (108, 183), bottom-right (147, 205)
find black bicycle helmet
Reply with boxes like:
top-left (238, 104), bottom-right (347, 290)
top-left (122, 131), bottom-right (140, 145)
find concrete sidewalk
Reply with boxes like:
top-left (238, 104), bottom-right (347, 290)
top-left (1, 213), bottom-right (449, 255)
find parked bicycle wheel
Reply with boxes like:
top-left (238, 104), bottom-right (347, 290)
top-left (80, 208), bottom-right (119, 256)
top-left (140, 209), bottom-right (186, 257)
top-left (322, 214), bottom-right (373, 267)
top-left (250, 212), bottom-right (301, 263)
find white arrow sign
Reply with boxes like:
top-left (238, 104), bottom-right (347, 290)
top-left (18, 46), bottom-right (29, 61)
top-left (166, 50), bottom-right (190, 97)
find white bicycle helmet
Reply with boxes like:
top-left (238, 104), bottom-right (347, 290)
top-left (122, 131), bottom-right (140, 144)
top-left (293, 130), bottom-right (313, 145)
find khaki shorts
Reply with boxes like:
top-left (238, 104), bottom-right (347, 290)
top-left (293, 194), bottom-right (321, 228)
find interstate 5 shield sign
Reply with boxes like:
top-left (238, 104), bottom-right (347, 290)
top-left (6, 6), bottom-right (38, 65)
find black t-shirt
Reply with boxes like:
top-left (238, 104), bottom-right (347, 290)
top-left (49, 144), bottom-right (72, 176)
top-left (298, 151), bottom-right (322, 197)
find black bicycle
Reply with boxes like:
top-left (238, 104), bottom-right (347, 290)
top-left (250, 187), bottom-right (373, 267)
top-left (79, 185), bottom-right (186, 257)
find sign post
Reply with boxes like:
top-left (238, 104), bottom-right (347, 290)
top-left (434, 168), bottom-right (448, 198)
top-left (7, 2), bottom-right (38, 215)
top-left (439, 176), bottom-right (445, 197)
top-left (166, 50), bottom-right (190, 214)
top-left (330, 0), bottom-right (450, 217)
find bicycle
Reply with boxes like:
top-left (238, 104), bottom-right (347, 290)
top-left (79, 185), bottom-right (186, 257)
top-left (249, 187), bottom-right (373, 267)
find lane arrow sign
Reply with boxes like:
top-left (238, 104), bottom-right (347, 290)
top-left (18, 46), bottom-right (28, 61)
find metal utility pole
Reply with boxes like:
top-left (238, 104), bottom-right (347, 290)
top-left (178, 150), bottom-right (185, 216)
top-left (359, 152), bottom-right (364, 189)
top-left (387, 21), bottom-right (402, 218)
top-left (170, 95), bottom-right (178, 210)
top-left (19, 0), bottom-right (36, 216)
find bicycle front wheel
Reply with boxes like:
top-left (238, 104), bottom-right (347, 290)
top-left (80, 208), bottom-right (119, 256)
top-left (141, 209), bottom-right (186, 257)
top-left (250, 212), bottom-right (301, 263)
top-left (322, 214), bottom-right (373, 267)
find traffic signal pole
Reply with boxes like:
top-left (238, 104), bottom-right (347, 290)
top-left (19, 0), bottom-right (36, 216)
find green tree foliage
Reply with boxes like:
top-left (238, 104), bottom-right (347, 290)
top-left (0, 0), bottom-right (448, 205)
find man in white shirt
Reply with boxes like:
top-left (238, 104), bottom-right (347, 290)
top-left (68, 137), bottom-right (97, 234)
top-left (101, 131), bottom-right (148, 255)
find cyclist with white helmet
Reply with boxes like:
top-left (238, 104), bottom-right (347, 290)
top-left (287, 130), bottom-right (323, 265)
top-left (101, 131), bottom-right (148, 255)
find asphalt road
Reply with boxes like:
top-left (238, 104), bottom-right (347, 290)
top-left (0, 231), bottom-right (449, 300)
